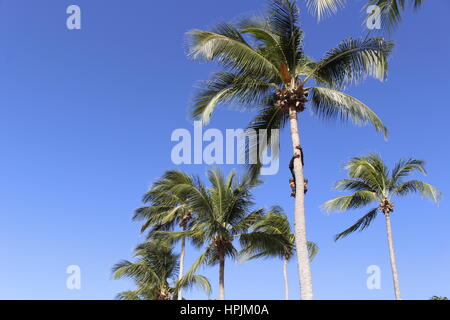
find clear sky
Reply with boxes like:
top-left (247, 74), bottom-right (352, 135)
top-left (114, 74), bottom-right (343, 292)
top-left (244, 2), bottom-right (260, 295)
top-left (0, 0), bottom-right (449, 300)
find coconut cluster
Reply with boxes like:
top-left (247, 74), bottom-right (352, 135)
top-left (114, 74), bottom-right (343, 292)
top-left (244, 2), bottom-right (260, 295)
top-left (380, 198), bottom-right (394, 215)
top-left (155, 288), bottom-right (171, 300)
top-left (274, 83), bottom-right (308, 113)
top-left (211, 235), bottom-right (230, 249)
top-left (179, 210), bottom-right (192, 229)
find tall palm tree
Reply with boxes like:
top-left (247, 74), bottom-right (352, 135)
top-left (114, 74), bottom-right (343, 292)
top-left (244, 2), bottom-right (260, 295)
top-left (323, 154), bottom-right (441, 300)
top-left (239, 206), bottom-right (318, 300)
top-left (133, 170), bottom-right (199, 300)
top-left (158, 168), bottom-right (264, 300)
top-left (112, 238), bottom-right (211, 300)
top-left (307, 0), bottom-right (425, 31)
top-left (187, 0), bottom-right (392, 299)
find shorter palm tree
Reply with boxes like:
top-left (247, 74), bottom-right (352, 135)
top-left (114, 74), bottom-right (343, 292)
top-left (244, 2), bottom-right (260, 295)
top-left (133, 170), bottom-right (199, 300)
top-left (239, 206), bottom-right (318, 300)
top-left (112, 238), bottom-right (211, 300)
top-left (323, 154), bottom-right (441, 300)
top-left (158, 168), bottom-right (264, 300)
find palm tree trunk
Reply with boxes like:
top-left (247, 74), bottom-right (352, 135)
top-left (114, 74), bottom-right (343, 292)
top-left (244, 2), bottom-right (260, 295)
top-left (288, 106), bottom-right (314, 300)
top-left (384, 213), bottom-right (402, 300)
top-left (177, 234), bottom-right (186, 300)
top-left (219, 250), bottom-right (225, 300)
top-left (283, 257), bottom-right (289, 300)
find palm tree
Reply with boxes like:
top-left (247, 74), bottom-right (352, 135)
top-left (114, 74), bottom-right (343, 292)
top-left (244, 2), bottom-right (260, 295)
top-left (323, 154), bottom-right (441, 300)
top-left (307, 0), bottom-right (425, 31)
top-left (430, 296), bottom-right (449, 301)
top-left (239, 206), bottom-right (318, 300)
top-left (158, 168), bottom-right (265, 300)
top-left (133, 170), bottom-right (199, 300)
top-left (187, 0), bottom-right (392, 299)
top-left (112, 238), bottom-right (211, 300)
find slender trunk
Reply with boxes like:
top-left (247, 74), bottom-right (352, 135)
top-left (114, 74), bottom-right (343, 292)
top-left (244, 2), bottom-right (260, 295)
top-left (177, 232), bottom-right (186, 300)
top-left (283, 257), bottom-right (289, 300)
top-left (288, 106), bottom-right (313, 300)
top-left (384, 213), bottom-right (402, 300)
top-left (219, 250), bottom-right (225, 300)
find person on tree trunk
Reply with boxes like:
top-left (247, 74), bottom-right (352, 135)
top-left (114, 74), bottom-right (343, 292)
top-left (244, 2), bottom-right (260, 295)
top-left (289, 146), bottom-right (308, 197)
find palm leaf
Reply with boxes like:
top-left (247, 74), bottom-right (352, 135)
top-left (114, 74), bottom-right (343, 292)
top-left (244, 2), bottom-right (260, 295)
top-left (267, 0), bottom-right (304, 70)
top-left (306, 0), bottom-right (346, 21)
top-left (323, 190), bottom-right (378, 212)
top-left (192, 72), bottom-right (274, 125)
top-left (245, 102), bottom-right (287, 179)
top-left (390, 158), bottom-right (426, 185)
top-left (309, 86), bottom-right (387, 137)
top-left (393, 180), bottom-right (442, 203)
top-left (335, 207), bottom-right (379, 241)
top-left (187, 24), bottom-right (280, 80)
top-left (307, 37), bottom-right (393, 89)
top-left (366, 0), bottom-right (425, 32)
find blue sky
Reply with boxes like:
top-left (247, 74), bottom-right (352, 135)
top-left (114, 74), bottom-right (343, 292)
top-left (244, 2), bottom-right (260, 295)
top-left (0, 0), bottom-right (449, 300)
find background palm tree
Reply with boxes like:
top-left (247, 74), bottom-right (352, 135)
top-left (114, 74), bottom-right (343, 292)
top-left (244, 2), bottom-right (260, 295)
top-left (133, 170), bottom-right (199, 300)
top-left (158, 168), bottom-right (264, 300)
top-left (430, 296), bottom-right (449, 301)
top-left (112, 238), bottom-right (211, 300)
top-left (239, 206), bottom-right (318, 300)
top-left (187, 0), bottom-right (392, 299)
top-left (323, 154), bottom-right (441, 300)
top-left (307, 0), bottom-right (425, 31)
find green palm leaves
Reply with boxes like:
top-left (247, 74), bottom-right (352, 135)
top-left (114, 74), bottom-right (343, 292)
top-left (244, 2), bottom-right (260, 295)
top-left (307, 0), bottom-right (425, 31)
top-left (324, 154), bottom-right (440, 299)
top-left (324, 153), bottom-right (441, 240)
top-left (122, 167), bottom-right (314, 300)
top-left (112, 239), bottom-right (211, 300)
top-left (134, 170), bottom-right (197, 235)
top-left (156, 169), bottom-right (263, 300)
top-left (240, 206), bottom-right (318, 261)
top-left (309, 37), bottom-right (392, 88)
top-left (188, 0), bottom-right (392, 157)
top-left (308, 87), bottom-right (387, 137)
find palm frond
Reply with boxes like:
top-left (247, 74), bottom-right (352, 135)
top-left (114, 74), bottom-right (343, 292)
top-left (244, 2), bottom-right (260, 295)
top-left (115, 290), bottom-right (142, 301)
top-left (306, 0), bottom-right (346, 21)
top-left (390, 158), bottom-right (426, 186)
top-left (323, 190), bottom-right (378, 212)
top-left (393, 180), bottom-right (442, 203)
top-left (307, 37), bottom-right (393, 89)
top-left (238, 16), bottom-right (288, 66)
top-left (309, 86), bottom-right (387, 137)
top-left (335, 207), bottom-right (379, 241)
top-left (245, 101), bottom-right (287, 179)
top-left (335, 179), bottom-right (375, 192)
top-left (344, 154), bottom-right (389, 192)
top-left (178, 247), bottom-right (213, 288)
top-left (175, 274), bottom-right (212, 296)
top-left (267, 0), bottom-right (304, 70)
top-left (366, 0), bottom-right (425, 32)
top-left (307, 241), bottom-right (319, 260)
top-left (187, 24), bottom-right (280, 80)
top-left (192, 72), bottom-right (274, 125)
top-left (232, 208), bottom-right (265, 233)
